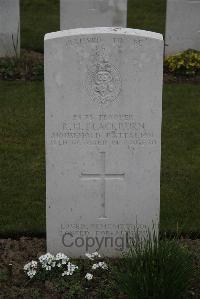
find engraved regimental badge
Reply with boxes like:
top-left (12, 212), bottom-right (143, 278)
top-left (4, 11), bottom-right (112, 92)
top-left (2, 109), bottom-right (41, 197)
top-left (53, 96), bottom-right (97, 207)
top-left (86, 48), bottom-right (121, 105)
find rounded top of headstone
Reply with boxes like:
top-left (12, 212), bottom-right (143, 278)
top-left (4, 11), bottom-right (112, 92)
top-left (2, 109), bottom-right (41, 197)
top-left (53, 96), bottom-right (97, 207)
top-left (45, 27), bottom-right (163, 42)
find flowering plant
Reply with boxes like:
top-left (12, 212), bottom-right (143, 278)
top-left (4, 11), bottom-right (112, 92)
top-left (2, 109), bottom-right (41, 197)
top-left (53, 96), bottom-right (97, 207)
top-left (24, 251), bottom-right (108, 282)
top-left (24, 252), bottom-right (78, 279)
top-left (165, 49), bottom-right (200, 76)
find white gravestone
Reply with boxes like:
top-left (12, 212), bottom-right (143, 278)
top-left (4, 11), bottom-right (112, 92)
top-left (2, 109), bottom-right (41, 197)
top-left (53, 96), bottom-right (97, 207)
top-left (0, 0), bottom-right (20, 57)
top-left (60, 0), bottom-right (127, 30)
top-left (165, 0), bottom-right (200, 56)
top-left (45, 27), bottom-right (163, 257)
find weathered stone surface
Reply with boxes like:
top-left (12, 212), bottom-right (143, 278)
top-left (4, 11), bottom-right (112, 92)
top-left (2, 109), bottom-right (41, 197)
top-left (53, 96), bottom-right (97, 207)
top-left (165, 0), bottom-right (200, 56)
top-left (45, 27), bottom-right (163, 257)
top-left (60, 0), bottom-right (127, 30)
top-left (0, 0), bottom-right (20, 57)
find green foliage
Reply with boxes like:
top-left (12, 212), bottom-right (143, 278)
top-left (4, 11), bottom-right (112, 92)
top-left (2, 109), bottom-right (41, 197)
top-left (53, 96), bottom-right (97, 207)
top-left (0, 270), bottom-right (9, 282)
top-left (46, 268), bottom-right (116, 299)
top-left (32, 63), bottom-right (44, 81)
top-left (60, 280), bottom-right (84, 299)
top-left (115, 233), bottom-right (193, 299)
top-left (0, 59), bottom-right (16, 80)
top-left (28, 288), bottom-right (42, 299)
top-left (165, 50), bottom-right (200, 76)
top-left (41, 277), bottom-right (84, 299)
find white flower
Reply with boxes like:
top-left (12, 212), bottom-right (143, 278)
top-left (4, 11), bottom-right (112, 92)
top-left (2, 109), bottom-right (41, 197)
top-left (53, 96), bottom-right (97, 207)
top-left (55, 253), bottom-right (69, 261)
top-left (98, 262), bottom-right (108, 270)
top-left (61, 262), bottom-right (78, 276)
top-left (92, 263), bottom-right (99, 270)
top-left (24, 260), bottom-right (38, 278)
top-left (91, 261), bottom-right (108, 270)
top-left (54, 253), bottom-right (69, 268)
top-left (85, 273), bottom-right (93, 280)
top-left (31, 261), bottom-right (37, 267)
top-left (24, 264), bottom-right (28, 271)
top-left (24, 252), bottom-right (80, 279)
top-left (62, 270), bottom-right (70, 276)
top-left (93, 251), bottom-right (101, 258)
top-left (39, 253), bottom-right (54, 264)
top-left (85, 251), bottom-right (101, 260)
top-left (39, 253), bottom-right (54, 262)
top-left (85, 253), bottom-right (93, 260)
top-left (27, 269), bottom-right (37, 278)
top-left (39, 253), bottom-right (56, 270)
top-left (68, 262), bottom-right (78, 273)
top-left (24, 260), bottom-right (37, 270)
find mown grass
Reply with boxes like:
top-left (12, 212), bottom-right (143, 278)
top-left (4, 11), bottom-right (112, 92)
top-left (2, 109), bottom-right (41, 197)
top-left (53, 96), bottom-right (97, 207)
top-left (21, 0), bottom-right (167, 52)
top-left (0, 81), bottom-right (200, 235)
top-left (21, 0), bottom-right (59, 52)
top-left (161, 84), bottom-right (200, 234)
top-left (127, 0), bottom-right (166, 34)
top-left (0, 82), bottom-right (45, 234)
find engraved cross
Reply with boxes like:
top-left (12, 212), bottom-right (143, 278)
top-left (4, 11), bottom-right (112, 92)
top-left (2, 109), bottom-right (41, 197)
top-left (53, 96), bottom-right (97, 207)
top-left (81, 152), bottom-right (125, 219)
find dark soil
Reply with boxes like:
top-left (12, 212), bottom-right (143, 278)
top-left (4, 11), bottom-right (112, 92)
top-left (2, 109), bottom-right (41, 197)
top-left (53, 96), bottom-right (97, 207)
top-left (180, 239), bottom-right (200, 298)
top-left (0, 237), bottom-right (199, 299)
top-left (164, 72), bottom-right (200, 84)
top-left (0, 237), bottom-right (124, 299)
top-left (0, 238), bottom-right (46, 299)
top-left (0, 50), bottom-right (43, 81)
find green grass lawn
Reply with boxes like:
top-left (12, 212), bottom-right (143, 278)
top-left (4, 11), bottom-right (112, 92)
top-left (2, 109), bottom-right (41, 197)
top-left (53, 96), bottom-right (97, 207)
top-left (0, 81), bottom-right (200, 235)
top-left (21, 0), bottom-right (59, 52)
top-left (21, 0), bottom-right (166, 52)
top-left (0, 82), bottom-right (45, 235)
top-left (127, 0), bottom-right (166, 34)
top-left (162, 84), bottom-right (200, 234)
